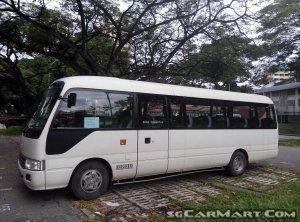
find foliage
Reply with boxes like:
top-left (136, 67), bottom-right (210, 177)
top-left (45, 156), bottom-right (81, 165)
top-left (289, 54), bottom-right (300, 81)
top-left (279, 139), bottom-right (300, 147)
top-left (0, 0), bottom-right (256, 113)
top-left (166, 36), bottom-right (258, 91)
top-left (279, 123), bottom-right (300, 135)
top-left (177, 181), bottom-right (300, 222)
top-left (0, 0), bottom-right (254, 77)
top-left (0, 126), bottom-right (22, 136)
top-left (258, 0), bottom-right (300, 70)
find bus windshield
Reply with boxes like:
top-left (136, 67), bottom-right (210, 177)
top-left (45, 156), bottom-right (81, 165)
top-left (24, 82), bottom-right (64, 138)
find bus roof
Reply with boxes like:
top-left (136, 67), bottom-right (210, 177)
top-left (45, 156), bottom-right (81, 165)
top-left (56, 76), bottom-right (273, 104)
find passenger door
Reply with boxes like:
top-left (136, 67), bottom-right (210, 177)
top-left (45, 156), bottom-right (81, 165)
top-left (136, 94), bottom-right (169, 177)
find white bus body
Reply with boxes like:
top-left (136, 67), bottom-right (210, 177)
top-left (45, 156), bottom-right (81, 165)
top-left (19, 76), bottom-right (278, 199)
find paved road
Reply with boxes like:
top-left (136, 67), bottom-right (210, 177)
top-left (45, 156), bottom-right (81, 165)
top-left (262, 146), bottom-right (300, 170)
top-left (0, 136), bottom-right (86, 222)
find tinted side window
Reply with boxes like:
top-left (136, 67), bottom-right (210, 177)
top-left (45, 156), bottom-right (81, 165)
top-left (257, 104), bottom-right (277, 129)
top-left (185, 98), bottom-right (211, 129)
top-left (211, 103), bottom-right (229, 129)
top-left (138, 94), bottom-right (167, 129)
top-left (109, 93), bottom-right (134, 128)
top-left (168, 97), bottom-right (186, 128)
top-left (230, 104), bottom-right (255, 129)
top-left (53, 90), bottom-right (134, 129)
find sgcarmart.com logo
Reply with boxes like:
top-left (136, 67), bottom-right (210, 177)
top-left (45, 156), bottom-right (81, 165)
top-left (166, 210), bottom-right (297, 219)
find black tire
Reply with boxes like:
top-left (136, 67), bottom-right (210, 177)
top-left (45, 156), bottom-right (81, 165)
top-left (70, 161), bottom-right (109, 200)
top-left (226, 151), bottom-right (247, 176)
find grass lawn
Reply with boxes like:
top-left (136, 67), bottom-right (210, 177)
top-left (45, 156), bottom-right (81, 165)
top-left (279, 139), bottom-right (300, 147)
top-left (148, 181), bottom-right (300, 222)
top-left (279, 123), bottom-right (300, 135)
top-left (74, 167), bottom-right (300, 222)
top-left (172, 181), bottom-right (299, 222)
top-left (0, 126), bottom-right (22, 136)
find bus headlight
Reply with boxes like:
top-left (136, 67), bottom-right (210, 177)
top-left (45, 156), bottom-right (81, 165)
top-left (25, 158), bottom-right (44, 171)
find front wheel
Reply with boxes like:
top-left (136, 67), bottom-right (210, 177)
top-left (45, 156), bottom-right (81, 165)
top-left (70, 161), bottom-right (109, 200)
top-left (226, 151), bottom-right (247, 176)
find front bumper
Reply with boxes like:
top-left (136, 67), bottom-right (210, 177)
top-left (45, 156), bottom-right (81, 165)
top-left (18, 160), bottom-right (46, 190)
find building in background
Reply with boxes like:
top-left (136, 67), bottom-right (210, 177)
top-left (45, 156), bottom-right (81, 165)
top-left (265, 70), bottom-right (293, 83)
top-left (268, 70), bottom-right (293, 82)
top-left (256, 82), bottom-right (300, 123)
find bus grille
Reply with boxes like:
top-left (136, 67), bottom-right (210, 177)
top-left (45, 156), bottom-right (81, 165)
top-left (19, 154), bottom-right (26, 169)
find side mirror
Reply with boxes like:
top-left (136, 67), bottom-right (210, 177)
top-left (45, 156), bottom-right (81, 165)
top-left (67, 93), bottom-right (77, 108)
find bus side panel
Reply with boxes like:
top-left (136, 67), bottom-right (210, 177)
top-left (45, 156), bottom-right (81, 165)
top-left (45, 130), bottom-right (137, 189)
top-left (183, 129), bottom-right (277, 171)
top-left (248, 129), bottom-right (278, 162)
top-left (184, 130), bottom-right (234, 171)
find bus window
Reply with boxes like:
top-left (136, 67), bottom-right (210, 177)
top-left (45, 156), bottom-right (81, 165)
top-left (185, 98), bottom-right (211, 129)
top-left (109, 93), bottom-right (134, 128)
top-left (138, 94), bottom-right (167, 129)
top-left (53, 90), bottom-right (134, 129)
top-left (230, 104), bottom-right (251, 129)
top-left (257, 105), bottom-right (277, 129)
top-left (211, 103), bottom-right (229, 129)
top-left (168, 97), bottom-right (186, 129)
top-left (25, 82), bottom-right (64, 138)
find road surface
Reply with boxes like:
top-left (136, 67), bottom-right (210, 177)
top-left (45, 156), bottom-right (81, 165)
top-left (261, 145), bottom-right (300, 170)
top-left (0, 136), bottom-right (85, 222)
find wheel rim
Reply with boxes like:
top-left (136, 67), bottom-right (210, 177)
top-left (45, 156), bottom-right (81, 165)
top-left (80, 169), bottom-right (102, 193)
top-left (233, 156), bottom-right (244, 173)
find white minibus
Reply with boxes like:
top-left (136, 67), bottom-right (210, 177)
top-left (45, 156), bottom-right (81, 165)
top-left (19, 76), bottom-right (278, 200)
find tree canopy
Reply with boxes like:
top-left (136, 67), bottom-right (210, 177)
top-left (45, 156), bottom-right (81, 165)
top-left (166, 36), bottom-right (259, 90)
top-left (0, 0), bottom-right (253, 76)
top-left (1, 0), bottom-right (298, 113)
top-left (259, 0), bottom-right (300, 59)
top-left (0, 0), bottom-right (257, 112)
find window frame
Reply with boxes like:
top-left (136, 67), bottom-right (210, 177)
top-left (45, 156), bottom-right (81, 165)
top-left (50, 88), bottom-right (137, 131)
top-left (167, 96), bottom-right (277, 130)
top-left (49, 88), bottom-right (277, 131)
top-left (167, 96), bottom-right (186, 129)
top-left (137, 93), bottom-right (169, 130)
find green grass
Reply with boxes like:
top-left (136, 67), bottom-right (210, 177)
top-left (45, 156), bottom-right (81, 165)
top-left (0, 126), bottom-right (22, 136)
top-left (77, 177), bottom-right (300, 222)
top-left (279, 139), bottom-right (300, 147)
top-left (173, 181), bottom-right (300, 222)
top-left (279, 123), bottom-right (300, 135)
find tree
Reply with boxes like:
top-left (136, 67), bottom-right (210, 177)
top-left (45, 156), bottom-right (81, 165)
top-left (259, 0), bottom-right (300, 62)
top-left (165, 36), bottom-right (258, 91)
top-left (0, 0), bottom-right (253, 78)
top-left (0, 0), bottom-right (256, 113)
top-left (289, 53), bottom-right (300, 81)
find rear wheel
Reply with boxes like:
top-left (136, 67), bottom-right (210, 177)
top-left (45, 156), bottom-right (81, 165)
top-left (226, 151), bottom-right (247, 176)
top-left (70, 161), bottom-right (109, 200)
